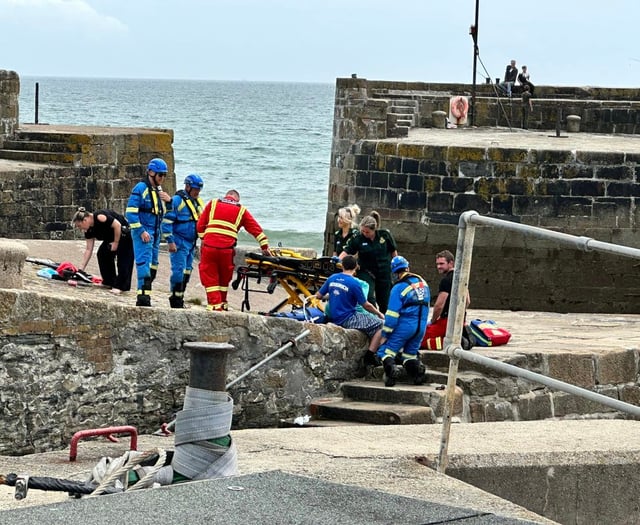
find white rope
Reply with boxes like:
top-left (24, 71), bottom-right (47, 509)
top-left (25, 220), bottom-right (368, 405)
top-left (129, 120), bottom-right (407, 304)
top-left (126, 448), bottom-right (168, 491)
top-left (89, 449), bottom-right (165, 496)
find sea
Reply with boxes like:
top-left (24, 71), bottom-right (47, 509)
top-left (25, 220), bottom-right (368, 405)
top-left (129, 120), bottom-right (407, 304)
top-left (18, 77), bottom-right (336, 253)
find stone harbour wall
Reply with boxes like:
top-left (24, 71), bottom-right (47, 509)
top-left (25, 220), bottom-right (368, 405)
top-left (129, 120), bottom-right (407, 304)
top-left (0, 289), bottom-right (367, 455)
top-left (326, 77), bottom-right (640, 313)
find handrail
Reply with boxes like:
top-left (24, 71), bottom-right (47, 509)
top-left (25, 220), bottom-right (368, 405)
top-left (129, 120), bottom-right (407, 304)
top-left (436, 211), bottom-right (640, 474)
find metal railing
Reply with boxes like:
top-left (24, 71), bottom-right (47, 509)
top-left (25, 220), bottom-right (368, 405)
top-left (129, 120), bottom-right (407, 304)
top-left (436, 211), bottom-right (640, 474)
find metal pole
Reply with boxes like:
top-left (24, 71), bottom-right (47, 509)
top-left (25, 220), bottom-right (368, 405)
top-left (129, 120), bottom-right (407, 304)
top-left (436, 214), bottom-right (476, 473)
top-left (156, 330), bottom-right (311, 435)
top-left (470, 0), bottom-right (479, 127)
top-left (34, 82), bottom-right (39, 124)
top-left (464, 211), bottom-right (640, 260)
top-left (451, 344), bottom-right (640, 417)
top-left (226, 329), bottom-right (310, 388)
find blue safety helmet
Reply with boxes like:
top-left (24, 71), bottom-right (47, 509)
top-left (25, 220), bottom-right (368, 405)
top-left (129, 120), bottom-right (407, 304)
top-left (147, 158), bottom-right (168, 174)
top-left (184, 173), bottom-right (204, 189)
top-left (391, 255), bottom-right (410, 273)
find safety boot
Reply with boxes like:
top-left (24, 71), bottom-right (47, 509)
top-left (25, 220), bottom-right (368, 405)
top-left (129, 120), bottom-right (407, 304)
top-left (362, 350), bottom-right (381, 368)
top-left (169, 283), bottom-right (185, 309)
top-left (150, 268), bottom-right (157, 283)
top-left (136, 293), bottom-right (151, 307)
top-left (382, 357), bottom-right (397, 387)
top-left (404, 359), bottom-right (427, 385)
top-left (136, 277), bottom-right (153, 307)
top-left (169, 295), bottom-right (184, 309)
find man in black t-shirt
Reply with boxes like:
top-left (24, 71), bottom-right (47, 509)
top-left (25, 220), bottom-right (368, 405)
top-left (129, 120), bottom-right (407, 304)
top-left (421, 250), bottom-right (470, 349)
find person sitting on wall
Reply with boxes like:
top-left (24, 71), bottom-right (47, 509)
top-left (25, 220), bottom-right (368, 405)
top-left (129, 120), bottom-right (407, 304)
top-left (421, 250), bottom-right (470, 350)
top-left (315, 255), bottom-right (385, 366)
top-left (518, 65), bottom-right (535, 96)
top-left (499, 59), bottom-right (518, 97)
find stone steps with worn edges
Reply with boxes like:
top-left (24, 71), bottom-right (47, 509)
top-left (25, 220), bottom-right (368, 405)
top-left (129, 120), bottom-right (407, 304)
top-left (309, 397), bottom-right (435, 425)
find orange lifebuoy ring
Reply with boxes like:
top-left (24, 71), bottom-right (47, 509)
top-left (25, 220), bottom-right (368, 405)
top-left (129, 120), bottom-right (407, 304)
top-left (450, 96), bottom-right (469, 122)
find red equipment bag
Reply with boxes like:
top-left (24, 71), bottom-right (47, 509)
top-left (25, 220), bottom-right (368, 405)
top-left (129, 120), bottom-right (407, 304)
top-left (468, 319), bottom-right (511, 347)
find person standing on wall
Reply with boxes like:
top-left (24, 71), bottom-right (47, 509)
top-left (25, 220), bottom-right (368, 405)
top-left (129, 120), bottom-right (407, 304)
top-left (126, 158), bottom-right (172, 307)
top-left (521, 84), bottom-right (533, 129)
top-left (162, 173), bottom-right (205, 309)
top-left (197, 189), bottom-right (270, 311)
top-left (72, 207), bottom-right (134, 294)
top-left (339, 211), bottom-right (398, 313)
top-left (377, 256), bottom-right (430, 387)
top-left (332, 204), bottom-right (360, 256)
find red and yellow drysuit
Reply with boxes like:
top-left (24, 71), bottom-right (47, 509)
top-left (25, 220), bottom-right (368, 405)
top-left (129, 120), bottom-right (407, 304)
top-left (197, 195), bottom-right (269, 311)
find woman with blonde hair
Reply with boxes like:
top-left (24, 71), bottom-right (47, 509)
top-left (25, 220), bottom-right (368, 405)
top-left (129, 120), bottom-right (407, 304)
top-left (339, 211), bottom-right (398, 313)
top-left (333, 204), bottom-right (361, 256)
top-left (72, 207), bottom-right (134, 294)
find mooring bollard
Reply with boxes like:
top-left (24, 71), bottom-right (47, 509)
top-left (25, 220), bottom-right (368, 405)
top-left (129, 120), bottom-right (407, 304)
top-left (432, 110), bottom-right (447, 129)
top-left (183, 342), bottom-right (235, 391)
top-left (566, 114), bottom-right (581, 132)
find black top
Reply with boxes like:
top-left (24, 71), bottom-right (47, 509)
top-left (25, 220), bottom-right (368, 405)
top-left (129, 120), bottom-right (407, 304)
top-left (505, 65), bottom-right (518, 83)
top-left (84, 210), bottom-right (128, 243)
top-left (439, 270), bottom-right (454, 318)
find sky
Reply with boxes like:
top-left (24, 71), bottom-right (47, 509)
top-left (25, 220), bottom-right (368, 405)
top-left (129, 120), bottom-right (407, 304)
top-left (1, 0), bottom-right (639, 87)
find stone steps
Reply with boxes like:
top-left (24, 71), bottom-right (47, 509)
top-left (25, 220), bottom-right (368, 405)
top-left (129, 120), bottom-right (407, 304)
top-left (2, 139), bottom-right (82, 153)
top-left (0, 148), bottom-right (81, 164)
top-left (309, 396), bottom-right (435, 425)
top-left (0, 129), bottom-right (89, 165)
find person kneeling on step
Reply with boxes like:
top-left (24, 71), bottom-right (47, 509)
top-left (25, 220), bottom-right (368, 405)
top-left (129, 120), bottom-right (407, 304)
top-left (376, 256), bottom-right (430, 387)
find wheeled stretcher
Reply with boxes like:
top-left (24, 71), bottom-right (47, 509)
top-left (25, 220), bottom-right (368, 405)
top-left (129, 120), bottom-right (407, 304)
top-left (231, 248), bottom-right (338, 314)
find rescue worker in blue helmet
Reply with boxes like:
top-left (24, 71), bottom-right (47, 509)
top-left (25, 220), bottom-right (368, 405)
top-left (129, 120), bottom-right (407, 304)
top-left (162, 173), bottom-right (205, 308)
top-left (126, 157), bottom-right (172, 307)
top-left (376, 255), bottom-right (430, 387)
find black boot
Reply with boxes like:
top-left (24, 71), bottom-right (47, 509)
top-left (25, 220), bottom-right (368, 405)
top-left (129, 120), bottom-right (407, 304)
top-left (149, 268), bottom-right (157, 284)
top-left (169, 283), bottom-right (185, 309)
top-left (362, 350), bottom-right (381, 368)
top-left (383, 357), bottom-right (397, 387)
top-left (404, 359), bottom-right (427, 385)
top-left (136, 293), bottom-right (151, 307)
top-left (169, 295), bottom-right (184, 308)
top-left (182, 273), bottom-right (191, 292)
top-left (136, 277), bottom-right (153, 307)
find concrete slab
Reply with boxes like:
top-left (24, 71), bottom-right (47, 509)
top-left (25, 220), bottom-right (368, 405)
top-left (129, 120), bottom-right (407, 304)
top-left (0, 470), bottom-right (538, 525)
top-left (399, 127), bottom-right (640, 154)
top-left (5, 420), bottom-right (640, 523)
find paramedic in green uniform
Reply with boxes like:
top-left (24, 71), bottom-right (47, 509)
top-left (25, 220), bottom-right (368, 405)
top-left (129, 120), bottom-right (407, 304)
top-left (339, 211), bottom-right (398, 313)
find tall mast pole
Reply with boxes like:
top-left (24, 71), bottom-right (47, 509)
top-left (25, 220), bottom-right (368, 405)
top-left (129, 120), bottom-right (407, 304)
top-left (470, 0), bottom-right (479, 126)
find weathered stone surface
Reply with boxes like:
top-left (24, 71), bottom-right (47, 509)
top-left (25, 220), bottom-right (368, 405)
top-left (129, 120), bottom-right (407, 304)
top-left (0, 288), bottom-right (371, 455)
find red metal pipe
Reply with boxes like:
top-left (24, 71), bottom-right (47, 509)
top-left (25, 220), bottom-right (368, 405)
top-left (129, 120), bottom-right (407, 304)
top-left (69, 425), bottom-right (138, 462)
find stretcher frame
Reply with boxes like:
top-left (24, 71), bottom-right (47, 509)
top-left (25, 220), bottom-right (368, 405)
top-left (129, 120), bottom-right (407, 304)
top-left (231, 248), bottom-right (338, 314)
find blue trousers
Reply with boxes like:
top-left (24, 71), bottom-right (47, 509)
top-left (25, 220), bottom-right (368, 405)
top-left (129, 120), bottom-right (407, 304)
top-left (133, 230), bottom-right (160, 290)
top-left (169, 236), bottom-right (196, 289)
top-left (377, 315), bottom-right (428, 363)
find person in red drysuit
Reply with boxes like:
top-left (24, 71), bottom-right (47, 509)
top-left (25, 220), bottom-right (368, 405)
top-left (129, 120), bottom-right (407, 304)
top-left (197, 189), bottom-right (270, 311)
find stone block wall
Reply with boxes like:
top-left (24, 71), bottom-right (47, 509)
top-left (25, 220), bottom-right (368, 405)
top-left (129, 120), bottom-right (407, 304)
top-left (326, 78), bottom-right (640, 313)
top-left (0, 70), bottom-right (19, 145)
top-left (0, 129), bottom-right (175, 239)
top-left (0, 288), bottom-right (367, 455)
